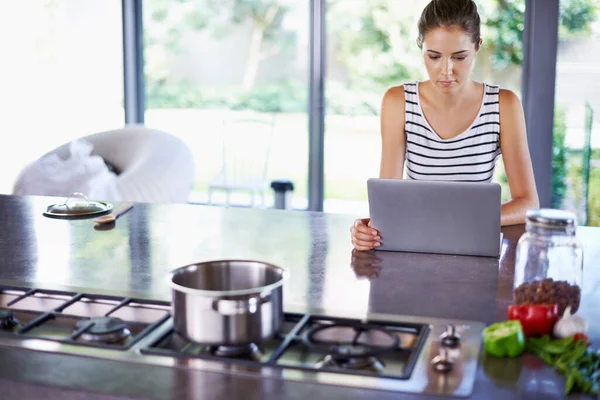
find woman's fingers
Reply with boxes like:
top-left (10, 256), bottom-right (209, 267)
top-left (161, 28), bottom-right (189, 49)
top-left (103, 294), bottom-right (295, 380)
top-left (351, 226), bottom-right (380, 242)
top-left (351, 232), bottom-right (381, 250)
top-left (353, 229), bottom-right (379, 242)
top-left (350, 218), bottom-right (381, 251)
top-left (353, 219), bottom-right (379, 236)
top-left (354, 239), bottom-right (380, 249)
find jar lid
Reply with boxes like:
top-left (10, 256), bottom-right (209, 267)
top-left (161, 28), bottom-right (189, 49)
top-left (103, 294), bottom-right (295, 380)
top-left (526, 209), bottom-right (577, 229)
top-left (270, 180), bottom-right (294, 192)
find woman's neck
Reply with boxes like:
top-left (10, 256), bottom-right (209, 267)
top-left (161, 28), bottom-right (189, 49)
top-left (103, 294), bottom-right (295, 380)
top-left (427, 79), bottom-right (479, 111)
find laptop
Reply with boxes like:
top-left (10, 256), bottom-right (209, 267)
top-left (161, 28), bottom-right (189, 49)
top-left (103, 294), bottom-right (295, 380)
top-left (367, 178), bottom-right (502, 257)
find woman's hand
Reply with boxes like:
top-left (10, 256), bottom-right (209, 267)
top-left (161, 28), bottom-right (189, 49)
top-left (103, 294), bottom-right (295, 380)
top-left (350, 218), bottom-right (381, 251)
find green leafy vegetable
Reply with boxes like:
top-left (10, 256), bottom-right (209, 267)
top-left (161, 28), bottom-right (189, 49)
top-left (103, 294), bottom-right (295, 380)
top-left (526, 335), bottom-right (600, 396)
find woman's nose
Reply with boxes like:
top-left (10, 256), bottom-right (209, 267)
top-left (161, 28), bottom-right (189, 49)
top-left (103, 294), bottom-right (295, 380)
top-left (445, 59), bottom-right (453, 75)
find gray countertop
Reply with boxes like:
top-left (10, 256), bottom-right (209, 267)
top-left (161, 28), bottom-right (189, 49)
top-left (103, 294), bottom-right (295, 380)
top-left (0, 194), bottom-right (598, 400)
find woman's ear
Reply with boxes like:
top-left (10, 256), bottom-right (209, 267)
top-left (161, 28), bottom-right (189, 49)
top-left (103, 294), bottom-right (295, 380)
top-left (477, 38), bottom-right (483, 53)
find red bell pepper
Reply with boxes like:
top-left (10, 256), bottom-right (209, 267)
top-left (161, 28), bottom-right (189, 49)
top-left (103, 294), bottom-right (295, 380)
top-left (507, 304), bottom-right (559, 337)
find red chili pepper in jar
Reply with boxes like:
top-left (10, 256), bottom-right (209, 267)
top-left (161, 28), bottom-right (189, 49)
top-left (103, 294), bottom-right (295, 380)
top-left (507, 304), bottom-right (559, 337)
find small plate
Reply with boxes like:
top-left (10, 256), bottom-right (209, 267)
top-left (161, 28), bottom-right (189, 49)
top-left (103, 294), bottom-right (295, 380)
top-left (43, 193), bottom-right (113, 219)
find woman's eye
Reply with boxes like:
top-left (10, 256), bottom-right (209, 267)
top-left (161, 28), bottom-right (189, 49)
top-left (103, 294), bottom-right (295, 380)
top-left (428, 56), bottom-right (441, 60)
top-left (453, 56), bottom-right (467, 61)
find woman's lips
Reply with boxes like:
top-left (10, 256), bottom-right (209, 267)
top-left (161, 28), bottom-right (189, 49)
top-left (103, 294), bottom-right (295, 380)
top-left (439, 80), bottom-right (454, 87)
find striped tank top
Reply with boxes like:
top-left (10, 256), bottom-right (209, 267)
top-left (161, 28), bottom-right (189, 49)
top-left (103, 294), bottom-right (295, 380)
top-left (403, 81), bottom-right (501, 182)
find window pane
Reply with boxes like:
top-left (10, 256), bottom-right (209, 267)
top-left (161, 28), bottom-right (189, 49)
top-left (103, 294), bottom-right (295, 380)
top-left (324, 0), bottom-right (524, 214)
top-left (143, 0), bottom-right (309, 208)
top-left (555, 0), bottom-right (600, 226)
top-left (0, 1), bottom-right (124, 193)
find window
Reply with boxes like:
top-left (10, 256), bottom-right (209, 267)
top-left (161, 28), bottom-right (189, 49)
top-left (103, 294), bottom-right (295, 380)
top-left (143, 0), bottom-right (309, 208)
top-left (554, 0), bottom-right (600, 226)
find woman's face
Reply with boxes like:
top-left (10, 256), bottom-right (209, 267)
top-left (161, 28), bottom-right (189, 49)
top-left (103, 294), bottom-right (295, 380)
top-left (421, 25), bottom-right (481, 92)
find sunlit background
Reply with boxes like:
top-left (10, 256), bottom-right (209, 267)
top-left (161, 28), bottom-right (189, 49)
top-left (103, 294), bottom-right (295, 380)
top-left (0, 0), bottom-right (598, 223)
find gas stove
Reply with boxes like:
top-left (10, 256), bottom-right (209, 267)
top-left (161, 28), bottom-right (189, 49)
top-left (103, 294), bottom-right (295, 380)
top-left (0, 285), bottom-right (485, 397)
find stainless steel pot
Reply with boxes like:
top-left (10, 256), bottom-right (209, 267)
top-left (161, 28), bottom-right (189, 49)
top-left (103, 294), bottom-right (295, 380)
top-left (167, 260), bottom-right (287, 345)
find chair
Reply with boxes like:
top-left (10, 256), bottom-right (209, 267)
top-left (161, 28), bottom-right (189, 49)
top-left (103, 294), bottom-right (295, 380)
top-left (208, 114), bottom-right (275, 207)
top-left (13, 125), bottom-right (196, 204)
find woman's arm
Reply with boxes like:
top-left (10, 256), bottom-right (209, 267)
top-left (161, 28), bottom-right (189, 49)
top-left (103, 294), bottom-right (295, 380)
top-left (350, 86), bottom-right (406, 251)
top-left (499, 89), bottom-right (540, 225)
top-left (379, 86), bottom-right (407, 179)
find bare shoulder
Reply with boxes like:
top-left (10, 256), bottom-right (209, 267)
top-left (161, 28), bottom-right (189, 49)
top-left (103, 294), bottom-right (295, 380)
top-left (499, 88), bottom-right (523, 111)
top-left (382, 85), bottom-right (406, 106)
top-left (498, 89), bottom-right (526, 140)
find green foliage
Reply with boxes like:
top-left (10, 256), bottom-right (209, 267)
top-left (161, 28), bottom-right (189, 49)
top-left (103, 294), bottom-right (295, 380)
top-left (232, 80), bottom-right (306, 113)
top-left (145, 0), bottom-right (297, 93)
top-left (564, 149), bottom-right (600, 227)
top-left (146, 78), bottom-right (203, 108)
top-left (327, 0), bottom-right (424, 92)
top-left (483, 0), bottom-right (526, 67)
top-left (587, 167), bottom-right (600, 226)
top-left (567, 154), bottom-right (584, 210)
top-left (480, 0), bottom-right (598, 68)
top-left (560, 0), bottom-right (600, 37)
top-left (146, 76), bottom-right (306, 113)
top-left (146, 77), bottom-right (381, 115)
top-left (326, 81), bottom-right (381, 116)
top-left (566, 105), bottom-right (599, 226)
top-left (552, 107), bottom-right (568, 209)
top-left (494, 107), bottom-right (570, 210)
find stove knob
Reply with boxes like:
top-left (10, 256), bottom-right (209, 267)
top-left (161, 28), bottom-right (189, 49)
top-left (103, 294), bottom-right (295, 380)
top-left (440, 324), bottom-right (461, 348)
top-left (431, 348), bottom-right (454, 373)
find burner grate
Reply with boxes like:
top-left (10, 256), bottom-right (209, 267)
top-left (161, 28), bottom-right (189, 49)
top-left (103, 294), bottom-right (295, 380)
top-left (142, 314), bottom-right (430, 381)
top-left (314, 353), bottom-right (385, 372)
top-left (0, 285), bottom-right (170, 350)
top-left (303, 322), bottom-right (400, 364)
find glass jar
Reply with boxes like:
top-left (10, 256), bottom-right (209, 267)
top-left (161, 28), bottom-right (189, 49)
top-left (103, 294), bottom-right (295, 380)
top-left (513, 209), bottom-right (583, 316)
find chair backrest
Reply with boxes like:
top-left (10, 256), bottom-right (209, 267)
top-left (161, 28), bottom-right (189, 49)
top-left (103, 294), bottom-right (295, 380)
top-left (95, 125), bottom-right (196, 203)
top-left (220, 114), bottom-right (275, 186)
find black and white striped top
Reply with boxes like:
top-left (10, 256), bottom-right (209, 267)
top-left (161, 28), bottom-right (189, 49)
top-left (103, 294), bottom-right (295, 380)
top-left (403, 81), bottom-right (501, 182)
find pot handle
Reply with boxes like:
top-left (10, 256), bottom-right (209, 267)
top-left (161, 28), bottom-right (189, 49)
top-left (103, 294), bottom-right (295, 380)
top-left (212, 295), bottom-right (270, 316)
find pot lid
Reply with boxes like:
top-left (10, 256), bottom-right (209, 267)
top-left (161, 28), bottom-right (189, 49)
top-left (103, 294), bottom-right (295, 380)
top-left (43, 193), bottom-right (113, 219)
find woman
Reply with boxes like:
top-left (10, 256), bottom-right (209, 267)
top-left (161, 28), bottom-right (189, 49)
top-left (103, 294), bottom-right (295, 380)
top-left (351, 0), bottom-right (539, 251)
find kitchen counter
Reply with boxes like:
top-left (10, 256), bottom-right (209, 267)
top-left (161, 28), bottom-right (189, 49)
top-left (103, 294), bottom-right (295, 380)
top-left (0, 194), bottom-right (598, 400)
